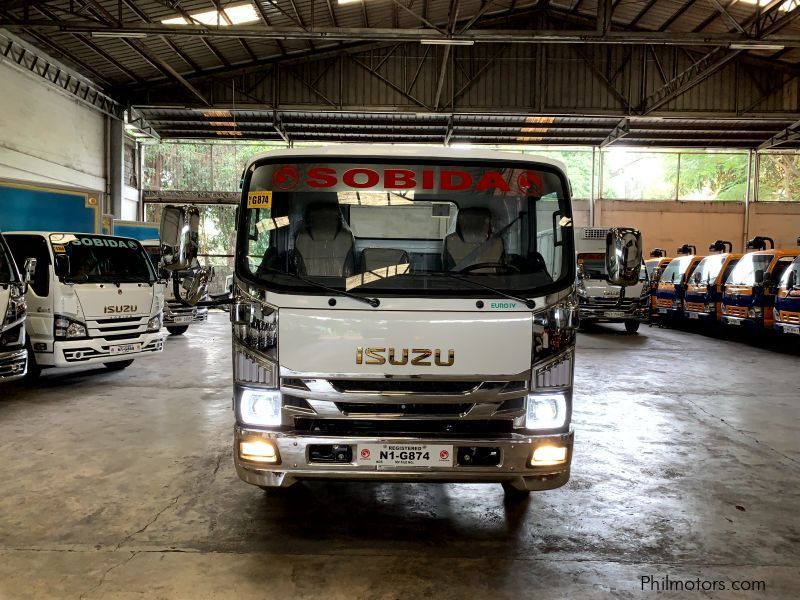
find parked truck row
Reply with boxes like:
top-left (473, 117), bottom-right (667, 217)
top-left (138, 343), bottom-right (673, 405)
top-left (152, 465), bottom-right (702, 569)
top-left (642, 235), bottom-right (800, 336)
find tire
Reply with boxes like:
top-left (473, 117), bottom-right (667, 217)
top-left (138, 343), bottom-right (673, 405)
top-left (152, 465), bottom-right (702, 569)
top-left (501, 481), bottom-right (531, 501)
top-left (624, 320), bottom-right (641, 334)
top-left (104, 359), bottom-right (134, 371)
top-left (24, 340), bottom-right (41, 381)
top-left (167, 325), bottom-right (189, 336)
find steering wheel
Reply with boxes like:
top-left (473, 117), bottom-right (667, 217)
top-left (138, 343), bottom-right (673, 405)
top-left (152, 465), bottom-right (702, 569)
top-left (456, 262), bottom-right (521, 274)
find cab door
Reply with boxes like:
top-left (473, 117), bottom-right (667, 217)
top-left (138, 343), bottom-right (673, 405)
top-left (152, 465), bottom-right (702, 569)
top-left (5, 235), bottom-right (55, 354)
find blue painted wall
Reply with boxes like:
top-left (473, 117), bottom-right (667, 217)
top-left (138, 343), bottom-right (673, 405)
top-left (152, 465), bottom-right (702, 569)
top-left (113, 221), bottom-right (159, 241)
top-left (0, 183), bottom-right (98, 233)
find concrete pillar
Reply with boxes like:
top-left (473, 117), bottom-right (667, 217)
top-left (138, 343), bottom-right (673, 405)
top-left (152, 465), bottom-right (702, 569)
top-left (108, 117), bottom-right (125, 218)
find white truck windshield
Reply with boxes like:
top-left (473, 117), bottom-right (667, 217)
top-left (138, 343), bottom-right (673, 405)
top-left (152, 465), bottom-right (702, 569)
top-left (0, 237), bottom-right (16, 283)
top-left (238, 158), bottom-right (574, 297)
top-left (50, 234), bottom-right (155, 284)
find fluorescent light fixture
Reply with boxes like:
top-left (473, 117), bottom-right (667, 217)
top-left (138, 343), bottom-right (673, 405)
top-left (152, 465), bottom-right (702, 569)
top-left (337, 0), bottom-right (363, 4)
top-left (91, 31), bottom-right (148, 39)
top-left (162, 2), bottom-right (259, 26)
top-left (421, 39), bottom-right (475, 46)
top-left (730, 43), bottom-right (784, 50)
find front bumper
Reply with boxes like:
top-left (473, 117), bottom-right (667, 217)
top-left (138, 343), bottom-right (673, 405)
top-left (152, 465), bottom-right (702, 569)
top-left (234, 426), bottom-right (573, 491)
top-left (44, 332), bottom-right (166, 367)
top-left (684, 310), bottom-right (717, 322)
top-left (0, 348), bottom-right (27, 382)
top-left (775, 321), bottom-right (800, 335)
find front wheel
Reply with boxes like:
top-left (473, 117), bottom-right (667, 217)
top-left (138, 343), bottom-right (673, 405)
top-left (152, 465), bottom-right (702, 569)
top-left (624, 320), bottom-right (640, 334)
top-left (167, 325), bottom-right (189, 336)
top-left (104, 359), bottom-right (134, 371)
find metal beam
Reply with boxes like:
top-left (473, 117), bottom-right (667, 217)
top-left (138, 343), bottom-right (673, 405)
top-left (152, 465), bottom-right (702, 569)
top-left (574, 46), bottom-right (631, 112)
top-left (12, 20), bottom-right (800, 47)
top-left (758, 119), bottom-right (800, 150)
top-left (600, 117), bottom-right (630, 147)
top-left (0, 29), bottom-right (122, 119)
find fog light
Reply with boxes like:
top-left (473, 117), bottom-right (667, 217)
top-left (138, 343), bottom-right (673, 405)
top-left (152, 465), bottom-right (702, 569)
top-left (239, 440), bottom-right (279, 463)
top-left (531, 445), bottom-right (567, 466)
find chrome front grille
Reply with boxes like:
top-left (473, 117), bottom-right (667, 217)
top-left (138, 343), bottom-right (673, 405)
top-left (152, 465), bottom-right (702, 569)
top-left (278, 376), bottom-right (529, 422)
top-left (584, 297), bottom-right (637, 309)
top-left (86, 316), bottom-right (148, 340)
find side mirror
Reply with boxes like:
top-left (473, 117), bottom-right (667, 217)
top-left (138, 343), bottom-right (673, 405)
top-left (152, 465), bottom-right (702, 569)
top-left (576, 263), bottom-right (586, 280)
top-left (787, 270), bottom-right (796, 290)
top-left (693, 271), bottom-right (701, 284)
top-left (605, 228), bottom-right (643, 287)
top-left (160, 205), bottom-right (200, 272)
top-left (23, 257), bottom-right (37, 283)
top-left (754, 269), bottom-right (765, 285)
top-left (184, 267), bottom-right (211, 305)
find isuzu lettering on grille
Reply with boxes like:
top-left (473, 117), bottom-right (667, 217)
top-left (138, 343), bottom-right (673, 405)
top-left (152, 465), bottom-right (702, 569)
top-left (104, 304), bottom-right (138, 314)
top-left (356, 347), bottom-right (455, 366)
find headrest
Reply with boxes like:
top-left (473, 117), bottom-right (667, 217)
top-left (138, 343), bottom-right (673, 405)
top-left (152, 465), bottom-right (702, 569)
top-left (456, 208), bottom-right (492, 244)
top-left (303, 203), bottom-right (343, 241)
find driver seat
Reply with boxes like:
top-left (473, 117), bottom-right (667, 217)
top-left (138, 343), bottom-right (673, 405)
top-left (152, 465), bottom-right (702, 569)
top-left (293, 203), bottom-right (356, 277)
top-left (443, 207), bottom-right (504, 271)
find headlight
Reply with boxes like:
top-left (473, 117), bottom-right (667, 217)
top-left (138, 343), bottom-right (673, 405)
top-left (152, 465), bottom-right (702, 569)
top-left (147, 313), bottom-right (162, 332)
top-left (533, 298), bottom-right (578, 364)
top-left (54, 315), bottom-right (87, 340)
top-left (525, 393), bottom-right (568, 430)
top-left (233, 299), bottom-right (278, 360)
top-left (3, 285), bottom-right (26, 326)
top-left (238, 388), bottom-right (282, 427)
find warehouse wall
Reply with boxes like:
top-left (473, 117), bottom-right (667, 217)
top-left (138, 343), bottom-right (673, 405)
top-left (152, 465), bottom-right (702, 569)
top-left (0, 60), bottom-right (106, 192)
top-left (595, 201), bottom-right (800, 254)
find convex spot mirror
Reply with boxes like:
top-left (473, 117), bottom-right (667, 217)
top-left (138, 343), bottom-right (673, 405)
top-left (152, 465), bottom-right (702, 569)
top-left (182, 267), bottom-right (211, 305)
top-left (160, 205), bottom-right (200, 272)
top-left (605, 228), bottom-right (643, 287)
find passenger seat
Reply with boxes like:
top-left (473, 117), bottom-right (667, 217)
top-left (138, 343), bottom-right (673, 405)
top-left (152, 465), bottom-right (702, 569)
top-left (442, 207), bottom-right (504, 271)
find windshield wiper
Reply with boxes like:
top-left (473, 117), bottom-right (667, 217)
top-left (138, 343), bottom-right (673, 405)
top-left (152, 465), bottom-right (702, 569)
top-left (414, 270), bottom-right (536, 309)
top-left (259, 267), bottom-right (379, 307)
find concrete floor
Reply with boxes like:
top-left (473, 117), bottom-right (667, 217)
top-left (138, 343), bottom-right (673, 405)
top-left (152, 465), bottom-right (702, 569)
top-left (1, 313), bottom-right (798, 599)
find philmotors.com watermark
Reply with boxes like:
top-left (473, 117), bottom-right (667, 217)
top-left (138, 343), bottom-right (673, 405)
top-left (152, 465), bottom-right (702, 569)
top-left (641, 575), bottom-right (766, 593)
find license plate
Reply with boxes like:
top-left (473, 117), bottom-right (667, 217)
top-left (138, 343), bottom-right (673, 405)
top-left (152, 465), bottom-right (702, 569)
top-left (658, 308), bottom-right (667, 314)
top-left (728, 319), bottom-right (740, 326)
top-left (784, 325), bottom-right (800, 335)
top-left (109, 343), bottom-right (141, 355)
top-left (689, 312), bottom-right (699, 319)
top-left (173, 316), bottom-right (193, 323)
top-left (357, 443), bottom-right (454, 468)
top-left (606, 311), bottom-right (625, 319)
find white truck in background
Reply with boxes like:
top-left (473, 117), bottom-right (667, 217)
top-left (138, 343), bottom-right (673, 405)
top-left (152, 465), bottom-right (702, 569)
top-left (158, 146), bottom-right (643, 499)
top-left (4, 232), bottom-right (166, 377)
top-left (575, 226), bottom-right (646, 333)
top-left (141, 239), bottom-right (209, 336)
top-left (0, 232), bottom-right (30, 382)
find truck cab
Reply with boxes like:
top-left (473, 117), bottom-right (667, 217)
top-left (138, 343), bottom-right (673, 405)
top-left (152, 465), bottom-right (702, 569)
top-left (575, 227), bottom-right (645, 333)
top-left (141, 239), bottom-right (209, 335)
top-left (774, 249), bottom-right (800, 336)
top-left (655, 248), bottom-right (703, 318)
top-left (4, 232), bottom-right (166, 376)
top-left (684, 241), bottom-right (741, 323)
top-left (0, 232), bottom-right (28, 382)
top-left (721, 247), bottom-right (800, 330)
top-left (158, 146), bottom-right (643, 498)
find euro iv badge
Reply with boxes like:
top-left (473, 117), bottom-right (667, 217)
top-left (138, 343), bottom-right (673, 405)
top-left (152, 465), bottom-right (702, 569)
top-left (247, 191), bottom-right (272, 209)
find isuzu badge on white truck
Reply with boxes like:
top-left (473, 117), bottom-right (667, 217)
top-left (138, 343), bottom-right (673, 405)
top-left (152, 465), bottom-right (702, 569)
top-left (4, 232), bottom-right (166, 377)
top-left (159, 147), bottom-right (642, 498)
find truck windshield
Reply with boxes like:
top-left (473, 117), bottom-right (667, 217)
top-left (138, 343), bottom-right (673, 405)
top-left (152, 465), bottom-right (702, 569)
top-left (692, 255), bottom-right (726, 284)
top-left (50, 234), bottom-right (155, 284)
top-left (577, 253), bottom-right (605, 278)
top-left (779, 258), bottom-right (800, 290)
top-left (238, 157), bottom-right (574, 297)
top-left (660, 256), bottom-right (692, 284)
top-left (0, 236), bottom-right (16, 283)
top-left (726, 254), bottom-right (773, 286)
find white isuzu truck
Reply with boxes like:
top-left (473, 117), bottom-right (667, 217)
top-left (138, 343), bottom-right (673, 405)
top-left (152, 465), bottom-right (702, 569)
top-left (0, 232), bottom-right (29, 382)
top-left (4, 232), bottom-right (166, 377)
top-left (159, 147), bottom-right (641, 498)
top-left (575, 226), bottom-right (646, 333)
top-left (141, 239), bottom-right (209, 335)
